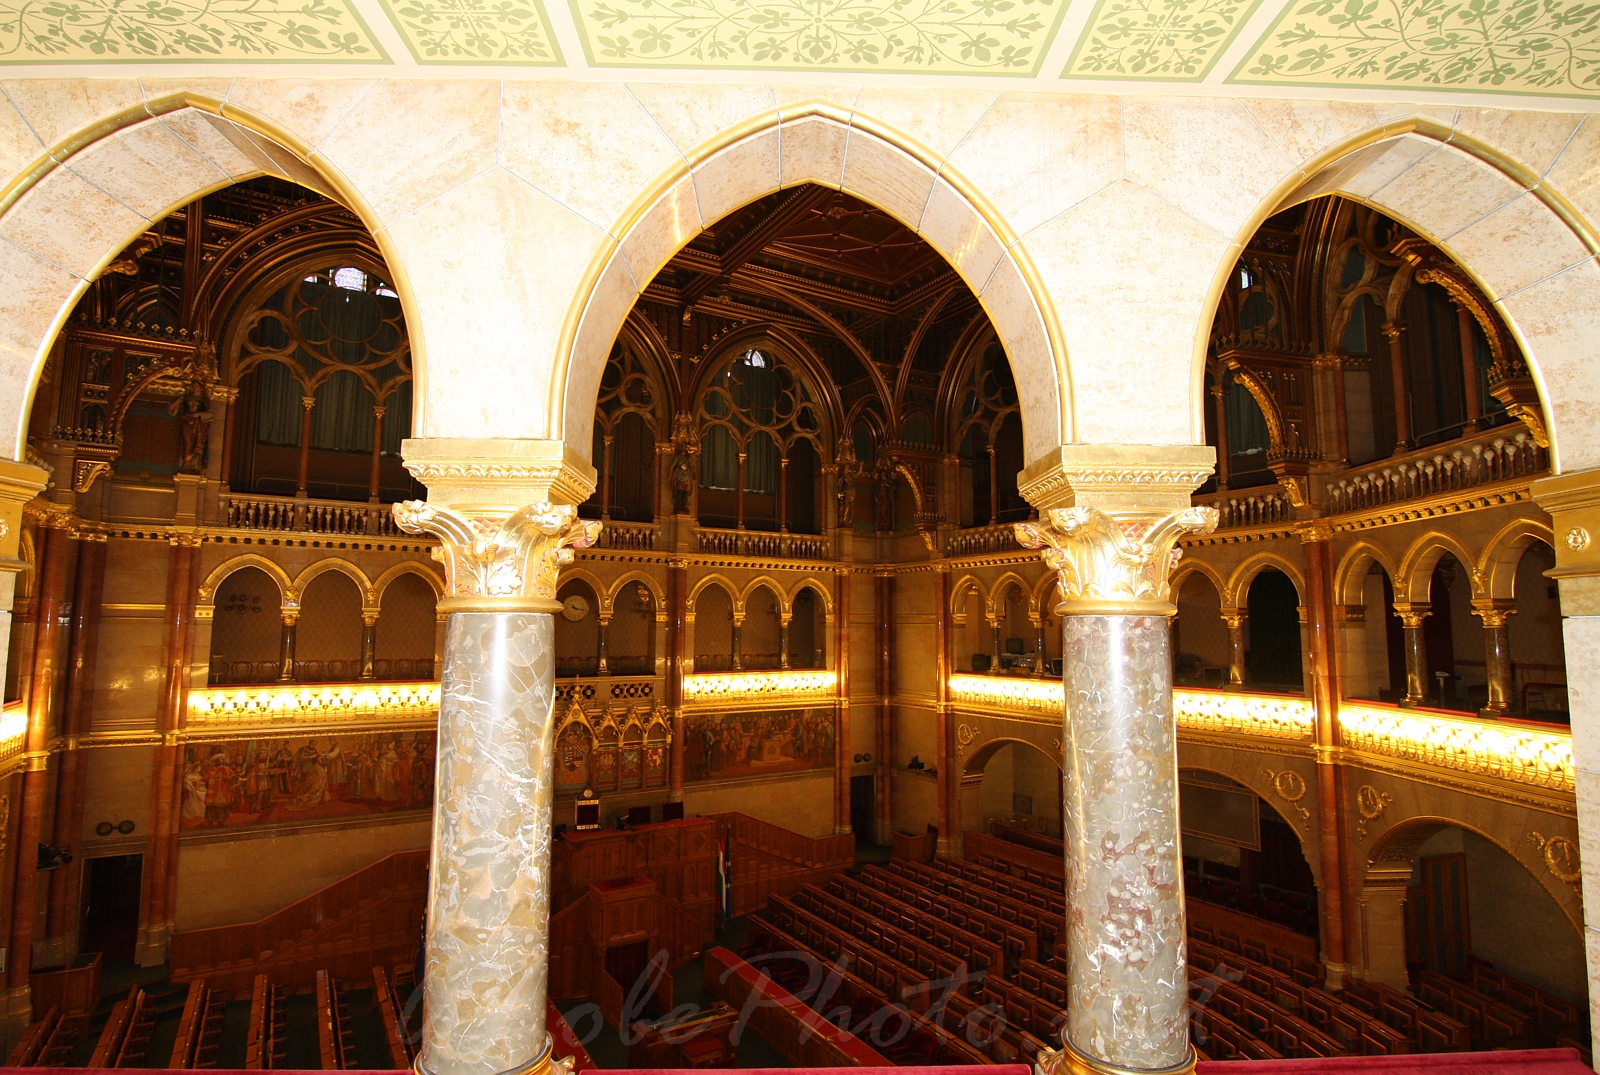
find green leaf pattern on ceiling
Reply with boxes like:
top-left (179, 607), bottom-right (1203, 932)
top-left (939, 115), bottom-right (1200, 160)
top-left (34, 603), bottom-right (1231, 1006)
top-left (569, 0), bottom-right (1067, 73)
top-left (1235, 0), bottom-right (1600, 95)
top-left (1064, 0), bottom-right (1259, 79)
top-left (379, 0), bottom-right (562, 61)
top-left (0, 0), bottom-right (385, 60)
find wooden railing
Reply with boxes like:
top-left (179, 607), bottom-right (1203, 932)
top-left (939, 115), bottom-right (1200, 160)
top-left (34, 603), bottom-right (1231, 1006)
top-left (169, 849), bottom-right (426, 993)
top-left (695, 527), bottom-right (829, 560)
top-left (222, 492), bottom-right (404, 537)
top-left (714, 812), bottom-right (854, 916)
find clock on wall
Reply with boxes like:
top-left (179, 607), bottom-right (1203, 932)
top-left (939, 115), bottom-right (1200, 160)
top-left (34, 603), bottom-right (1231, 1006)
top-left (561, 594), bottom-right (590, 621)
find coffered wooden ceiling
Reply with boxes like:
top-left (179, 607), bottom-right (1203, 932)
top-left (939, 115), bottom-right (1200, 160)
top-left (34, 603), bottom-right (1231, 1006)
top-left (6, 0), bottom-right (1600, 103)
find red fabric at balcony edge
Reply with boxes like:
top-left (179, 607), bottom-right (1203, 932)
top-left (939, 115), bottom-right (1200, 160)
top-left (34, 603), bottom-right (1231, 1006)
top-left (1197, 1047), bottom-right (1592, 1072)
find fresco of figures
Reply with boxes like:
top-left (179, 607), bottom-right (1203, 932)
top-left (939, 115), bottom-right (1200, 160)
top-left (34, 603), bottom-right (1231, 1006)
top-left (180, 731), bottom-right (436, 831)
top-left (683, 709), bottom-right (835, 782)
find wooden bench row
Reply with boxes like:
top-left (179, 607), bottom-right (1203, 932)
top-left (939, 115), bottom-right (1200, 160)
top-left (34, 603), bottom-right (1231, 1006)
top-left (741, 916), bottom-right (988, 1065)
top-left (975, 973), bottom-right (1064, 1046)
top-left (932, 856), bottom-right (1063, 919)
top-left (374, 966), bottom-right (415, 1069)
top-left (1188, 918), bottom-right (1321, 987)
top-left (820, 876), bottom-right (1004, 979)
top-left (1342, 977), bottom-right (1471, 1053)
top-left (245, 973), bottom-right (287, 1070)
top-left (170, 979), bottom-right (226, 1069)
top-left (5, 1005), bottom-right (82, 1067)
top-left (315, 969), bottom-right (356, 1069)
top-left (1192, 1005), bottom-right (1284, 1061)
top-left (89, 985), bottom-right (155, 1068)
top-left (785, 887), bottom-right (972, 991)
top-left (1196, 976), bottom-right (1346, 1059)
top-left (1468, 958), bottom-right (1585, 1036)
top-left (1417, 969), bottom-right (1533, 1048)
top-left (765, 897), bottom-right (957, 1011)
top-left (1190, 939), bottom-right (1409, 1055)
top-left (861, 864), bottom-right (1043, 966)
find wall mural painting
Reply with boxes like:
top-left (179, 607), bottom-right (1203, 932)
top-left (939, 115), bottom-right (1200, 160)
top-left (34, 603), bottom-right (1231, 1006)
top-left (553, 703), bottom-right (671, 797)
top-left (684, 708), bottom-right (835, 783)
top-left (180, 731), bottom-right (437, 831)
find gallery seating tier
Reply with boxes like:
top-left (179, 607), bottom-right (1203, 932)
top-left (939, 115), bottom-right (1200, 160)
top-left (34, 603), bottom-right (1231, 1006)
top-left (6, 1006), bottom-right (84, 1067)
top-left (941, 988), bottom-right (1052, 1065)
top-left (934, 855), bottom-right (1063, 919)
top-left (858, 865), bottom-right (1041, 969)
top-left (1187, 910), bottom-right (1322, 986)
top-left (372, 967), bottom-right (413, 1069)
top-left (762, 900), bottom-right (954, 1011)
top-left (1467, 959), bottom-right (1587, 1043)
top-left (786, 884), bottom-right (977, 985)
top-left (963, 829), bottom-right (1064, 888)
top-left (1417, 970), bottom-right (1534, 1049)
top-left (244, 974), bottom-right (287, 1070)
top-left (705, 943), bottom-right (889, 1067)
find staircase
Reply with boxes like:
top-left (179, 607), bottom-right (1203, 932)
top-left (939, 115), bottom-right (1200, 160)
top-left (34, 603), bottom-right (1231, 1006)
top-left (169, 850), bottom-right (427, 996)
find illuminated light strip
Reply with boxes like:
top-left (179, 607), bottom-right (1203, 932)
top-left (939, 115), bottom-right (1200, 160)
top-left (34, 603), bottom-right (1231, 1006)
top-left (948, 673), bottom-right (1062, 717)
top-left (0, 700), bottom-right (25, 765)
top-left (682, 670), bottom-right (837, 700)
top-left (1174, 689), bottom-right (1315, 741)
top-left (1339, 700), bottom-right (1573, 793)
top-left (187, 681), bottom-right (441, 727)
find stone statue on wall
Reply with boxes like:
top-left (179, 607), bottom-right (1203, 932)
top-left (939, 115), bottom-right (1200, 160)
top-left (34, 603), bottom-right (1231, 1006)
top-left (175, 382), bottom-right (214, 475)
top-left (874, 457), bottom-right (896, 532)
top-left (835, 438), bottom-right (857, 528)
top-left (668, 411), bottom-right (698, 514)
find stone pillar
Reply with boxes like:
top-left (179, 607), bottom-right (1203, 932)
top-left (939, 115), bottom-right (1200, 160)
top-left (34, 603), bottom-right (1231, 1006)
top-left (0, 459), bottom-right (49, 1049)
top-left (1395, 604), bottom-right (1429, 707)
top-left (595, 614), bottom-right (610, 675)
top-left (9, 514), bottom-right (71, 1008)
top-left (1222, 610), bottom-right (1246, 688)
top-left (1302, 531), bottom-right (1350, 987)
top-left (1473, 600), bottom-right (1515, 717)
top-left (391, 438), bottom-right (597, 1075)
top-left (43, 528), bottom-right (106, 966)
top-left (1381, 322), bottom-right (1410, 452)
top-left (360, 611), bottom-right (379, 680)
top-left (1014, 444), bottom-right (1215, 1075)
top-left (667, 560), bottom-right (687, 801)
top-left (277, 609), bottom-right (298, 682)
top-left (777, 615), bottom-right (790, 670)
top-left (875, 571), bottom-right (893, 843)
top-left (1530, 469), bottom-right (1600, 1057)
top-left (1358, 863), bottom-right (1413, 989)
top-left (835, 565), bottom-right (852, 837)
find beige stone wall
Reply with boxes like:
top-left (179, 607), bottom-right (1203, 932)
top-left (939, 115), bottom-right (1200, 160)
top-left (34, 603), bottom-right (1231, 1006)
top-left (174, 816), bottom-right (429, 931)
top-left (680, 770), bottom-right (835, 839)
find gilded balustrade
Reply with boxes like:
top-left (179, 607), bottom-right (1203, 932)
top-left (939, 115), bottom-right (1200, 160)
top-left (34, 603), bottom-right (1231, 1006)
top-left (681, 669), bottom-right (836, 709)
top-left (185, 680), bottom-right (440, 738)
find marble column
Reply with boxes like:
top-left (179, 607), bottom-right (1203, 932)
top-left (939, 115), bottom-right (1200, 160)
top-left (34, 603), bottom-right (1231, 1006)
top-left (1395, 604), bottom-right (1429, 707)
top-left (278, 610), bottom-right (298, 682)
top-left (360, 611), bottom-right (379, 680)
top-left (1474, 601), bottom-right (1515, 717)
top-left (667, 561), bottom-right (687, 801)
top-left (394, 499), bottom-right (598, 1075)
top-left (1222, 611), bottom-right (1246, 689)
top-left (1018, 503), bottom-right (1216, 1075)
top-left (1532, 469), bottom-right (1600, 1057)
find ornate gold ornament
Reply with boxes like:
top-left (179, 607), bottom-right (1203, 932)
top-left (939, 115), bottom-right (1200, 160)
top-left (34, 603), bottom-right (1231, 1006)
top-left (956, 722), bottom-right (980, 752)
top-left (1261, 768), bottom-right (1310, 821)
top-left (1014, 506), bottom-right (1218, 615)
top-left (1354, 784), bottom-right (1394, 839)
top-left (1527, 831), bottom-right (1582, 886)
top-left (1566, 527), bottom-right (1590, 552)
top-left (392, 501), bottom-right (601, 614)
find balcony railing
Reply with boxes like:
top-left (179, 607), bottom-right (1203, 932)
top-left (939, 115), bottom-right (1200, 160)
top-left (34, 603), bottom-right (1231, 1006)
top-left (946, 524), bottom-right (1022, 557)
top-left (1193, 487), bottom-right (1293, 530)
top-left (1325, 428), bottom-right (1546, 516)
top-left (208, 659), bottom-right (434, 686)
top-left (593, 521), bottom-right (658, 551)
top-left (695, 528), bottom-right (829, 560)
top-left (222, 492), bottom-right (403, 537)
top-left (186, 681), bottom-right (441, 733)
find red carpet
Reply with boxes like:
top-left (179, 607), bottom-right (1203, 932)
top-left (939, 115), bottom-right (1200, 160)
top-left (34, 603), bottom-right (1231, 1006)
top-left (1199, 1049), bottom-right (1592, 1072)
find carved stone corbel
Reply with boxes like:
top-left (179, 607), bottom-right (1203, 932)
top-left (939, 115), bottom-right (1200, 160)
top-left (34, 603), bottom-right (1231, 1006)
top-left (1014, 505), bottom-right (1218, 616)
top-left (393, 501), bottom-right (600, 614)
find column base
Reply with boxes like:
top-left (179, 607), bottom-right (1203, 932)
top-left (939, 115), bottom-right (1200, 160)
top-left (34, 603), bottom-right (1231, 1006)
top-left (1037, 1034), bottom-right (1196, 1075)
top-left (1323, 960), bottom-right (1352, 990)
top-left (1479, 705), bottom-right (1510, 720)
top-left (133, 922), bottom-right (170, 968)
top-left (0, 984), bottom-right (32, 1056)
top-left (416, 1035), bottom-right (568, 1075)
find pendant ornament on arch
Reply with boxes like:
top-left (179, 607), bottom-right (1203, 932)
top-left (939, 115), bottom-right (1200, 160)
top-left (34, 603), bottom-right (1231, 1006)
top-left (1015, 505), bottom-right (1219, 616)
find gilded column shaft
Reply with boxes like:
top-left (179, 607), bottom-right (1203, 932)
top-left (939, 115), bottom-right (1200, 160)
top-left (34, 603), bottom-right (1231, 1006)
top-left (423, 611), bottom-right (555, 1075)
top-left (1060, 613), bottom-right (1189, 1069)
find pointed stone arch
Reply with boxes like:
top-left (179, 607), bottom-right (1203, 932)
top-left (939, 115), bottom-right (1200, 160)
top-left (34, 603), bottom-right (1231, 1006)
top-left (1396, 531), bottom-right (1483, 605)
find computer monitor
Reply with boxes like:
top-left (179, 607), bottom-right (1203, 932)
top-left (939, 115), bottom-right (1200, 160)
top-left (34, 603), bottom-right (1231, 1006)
top-left (628, 805), bottom-right (653, 827)
top-left (662, 801), bottom-right (684, 822)
top-left (1005, 637), bottom-right (1026, 655)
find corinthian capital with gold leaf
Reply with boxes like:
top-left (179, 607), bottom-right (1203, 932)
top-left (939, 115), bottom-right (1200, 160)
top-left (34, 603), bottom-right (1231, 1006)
top-left (393, 437), bottom-right (601, 614)
top-left (393, 501), bottom-right (600, 614)
top-left (1016, 506), bottom-right (1217, 616)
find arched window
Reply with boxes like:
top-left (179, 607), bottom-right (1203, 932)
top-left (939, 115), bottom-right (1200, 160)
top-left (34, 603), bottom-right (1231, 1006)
top-left (229, 264), bottom-right (413, 501)
top-left (697, 347), bottom-right (822, 532)
top-left (953, 342), bottom-right (1022, 528)
top-left (580, 343), bottom-right (662, 522)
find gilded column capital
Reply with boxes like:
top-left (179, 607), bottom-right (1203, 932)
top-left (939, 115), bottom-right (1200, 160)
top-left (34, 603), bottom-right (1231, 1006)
top-left (1015, 505), bottom-right (1217, 616)
top-left (1394, 603), bottom-right (1431, 630)
top-left (1472, 599), bottom-right (1517, 627)
top-left (401, 437), bottom-right (598, 512)
top-left (1015, 444), bottom-right (1215, 514)
top-left (393, 501), bottom-right (601, 614)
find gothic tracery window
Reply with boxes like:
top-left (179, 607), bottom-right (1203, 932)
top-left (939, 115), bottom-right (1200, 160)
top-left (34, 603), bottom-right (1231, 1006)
top-left (954, 341), bottom-right (1024, 527)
